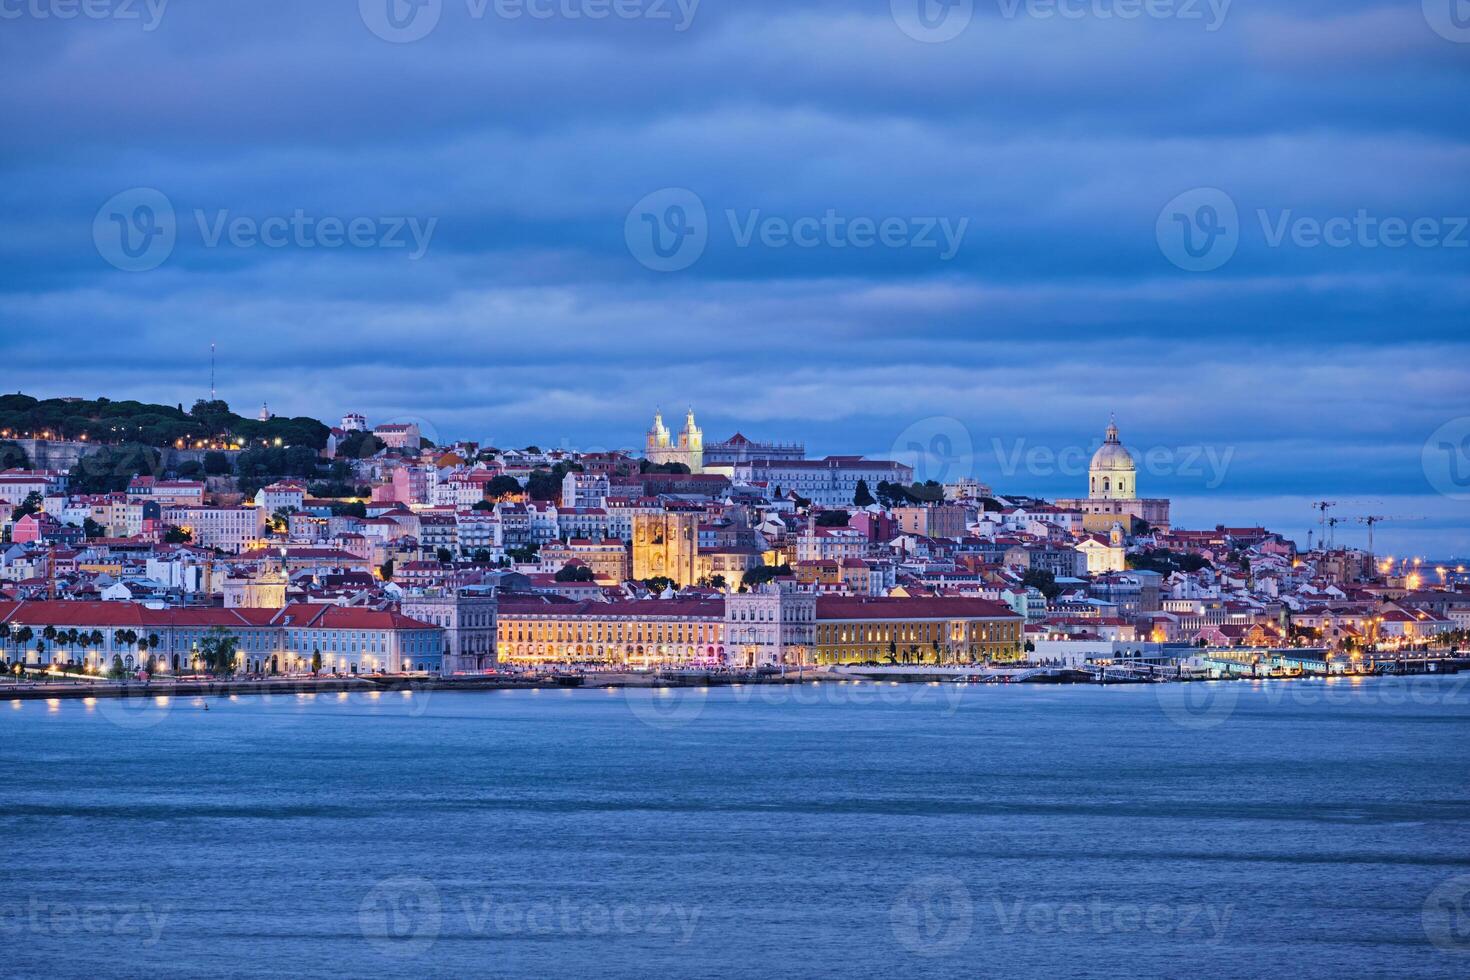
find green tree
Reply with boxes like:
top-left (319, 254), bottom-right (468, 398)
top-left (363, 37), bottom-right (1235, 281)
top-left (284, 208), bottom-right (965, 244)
top-left (13, 627), bottom-right (33, 666)
top-left (506, 545), bottom-right (539, 564)
top-left (203, 450), bottom-right (232, 475)
top-left (1021, 569), bottom-right (1062, 600)
top-left (68, 444), bottom-right (163, 494)
top-left (311, 648), bottom-right (322, 676)
top-left (555, 564), bottom-right (595, 582)
top-left (435, 547), bottom-right (454, 564)
top-left (379, 560), bottom-right (394, 581)
top-left (853, 479), bottom-right (876, 508)
top-left (742, 564), bottom-right (792, 587)
top-left (0, 440), bottom-right (31, 470)
top-left (197, 627), bottom-right (240, 676)
top-left (163, 526), bottom-right (192, 544)
top-left (10, 491), bottom-right (42, 522)
top-left (486, 475), bottom-right (523, 499)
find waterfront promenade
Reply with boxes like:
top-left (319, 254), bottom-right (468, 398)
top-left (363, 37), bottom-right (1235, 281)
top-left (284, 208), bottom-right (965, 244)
top-left (3, 657), bottom-right (1464, 703)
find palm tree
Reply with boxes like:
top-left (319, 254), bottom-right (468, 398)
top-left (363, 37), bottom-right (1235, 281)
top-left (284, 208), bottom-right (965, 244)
top-left (0, 622), bottom-right (10, 666)
top-left (13, 627), bottom-right (33, 668)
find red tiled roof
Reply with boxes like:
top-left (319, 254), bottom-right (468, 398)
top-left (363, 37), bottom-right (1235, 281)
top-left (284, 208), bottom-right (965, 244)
top-left (0, 600), bottom-right (433, 632)
top-left (498, 598), bottom-right (724, 619)
top-left (816, 596), bottom-right (1019, 621)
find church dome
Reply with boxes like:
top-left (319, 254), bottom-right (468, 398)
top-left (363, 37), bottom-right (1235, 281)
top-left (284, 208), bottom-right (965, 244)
top-left (1090, 420), bottom-right (1135, 472)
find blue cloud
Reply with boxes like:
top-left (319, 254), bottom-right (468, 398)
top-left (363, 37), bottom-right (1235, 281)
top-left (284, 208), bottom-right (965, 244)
top-left (0, 0), bottom-right (1466, 553)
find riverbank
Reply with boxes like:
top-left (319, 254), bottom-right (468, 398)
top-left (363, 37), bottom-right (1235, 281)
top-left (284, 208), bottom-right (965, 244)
top-left (0, 668), bottom-right (833, 702)
top-left (2, 660), bottom-right (1463, 702)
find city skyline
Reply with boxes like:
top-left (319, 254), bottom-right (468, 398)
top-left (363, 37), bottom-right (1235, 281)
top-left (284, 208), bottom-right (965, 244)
top-left (3, 384), bottom-right (1465, 556)
top-left (2, 1), bottom-right (1467, 561)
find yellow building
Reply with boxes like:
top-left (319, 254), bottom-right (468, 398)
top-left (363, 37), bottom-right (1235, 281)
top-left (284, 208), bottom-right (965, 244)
top-left (631, 511), bottom-right (699, 585)
top-left (497, 598), bottom-right (726, 666)
top-left (814, 596), bottom-right (1024, 665)
top-left (1055, 418), bottom-right (1171, 533)
top-left (645, 409), bottom-right (703, 473)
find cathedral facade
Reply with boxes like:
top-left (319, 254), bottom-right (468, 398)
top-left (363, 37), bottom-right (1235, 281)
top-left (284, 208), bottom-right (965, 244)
top-left (1055, 418), bottom-right (1172, 534)
top-left (631, 511), bottom-right (700, 586)
top-left (646, 409), bottom-right (704, 473)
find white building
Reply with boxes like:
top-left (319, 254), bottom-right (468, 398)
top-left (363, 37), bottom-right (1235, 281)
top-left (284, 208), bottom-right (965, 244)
top-left (562, 471), bottom-right (610, 509)
top-left (400, 586), bottom-right (498, 672)
top-left (724, 585), bottom-right (817, 667)
top-left (162, 506), bottom-right (266, 553)
top-left (731, 456), bottom-right (914, 508)
top-left (254, 481), bottom-right (307, 515)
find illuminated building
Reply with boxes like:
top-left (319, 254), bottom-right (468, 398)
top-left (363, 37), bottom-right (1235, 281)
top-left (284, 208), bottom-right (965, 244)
top-left (401, 586), bottom-right (498, 672)
top-left (0, 600), bottom-right (442, 674)
top-left (497, 597), bottom-right (726, 666)
top-left (645, 409), bottom-right (704, 473)
top-left (813, 596), bottom-right (1024, 664)
top-left (494, 593), bottom-right (1023, 667)
top-left (1055, 418), bottom-right (1171, 533)
top-left (631, 511), bottom-right (699, 585)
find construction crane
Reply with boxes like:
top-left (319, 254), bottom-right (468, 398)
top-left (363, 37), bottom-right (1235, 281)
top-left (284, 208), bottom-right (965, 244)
top-left (1355, 515), bottom-right (1425, 568)
top-left (1312, 501), bottom-right (1336, 552)
top-left (1326, 516), bottom-right (1342, 550)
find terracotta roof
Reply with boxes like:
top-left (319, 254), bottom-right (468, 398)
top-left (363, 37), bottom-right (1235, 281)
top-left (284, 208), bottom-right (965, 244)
top-left (816, 596), bottom-right (1019, 621)
top-left (499, 598), bottom-right (724, 619)
top-left (0, 600), bottom-right (434, 632)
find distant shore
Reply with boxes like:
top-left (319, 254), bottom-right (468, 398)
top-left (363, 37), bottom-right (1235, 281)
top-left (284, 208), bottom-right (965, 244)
top-left (2, 660), bottom-right (1465, 703)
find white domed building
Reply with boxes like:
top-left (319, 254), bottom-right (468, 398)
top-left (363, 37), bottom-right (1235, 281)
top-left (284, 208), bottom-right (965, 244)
top-left (1089, 419), bottom-right (1135, 500)
top-left (1056, 417), bottom-right (1171, 534)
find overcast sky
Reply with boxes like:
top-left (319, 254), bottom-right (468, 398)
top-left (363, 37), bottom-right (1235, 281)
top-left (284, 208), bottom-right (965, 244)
top-left (1, 1), bottom-right (1467, 553)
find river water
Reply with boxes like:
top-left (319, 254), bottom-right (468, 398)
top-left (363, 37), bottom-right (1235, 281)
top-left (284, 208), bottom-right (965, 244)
top-left (2, 677), bottom-right (1468, 978)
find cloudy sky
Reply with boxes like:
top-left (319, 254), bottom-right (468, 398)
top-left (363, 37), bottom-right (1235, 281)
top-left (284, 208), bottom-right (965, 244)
top-left (2, 1), bottom-right (1467, 554)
